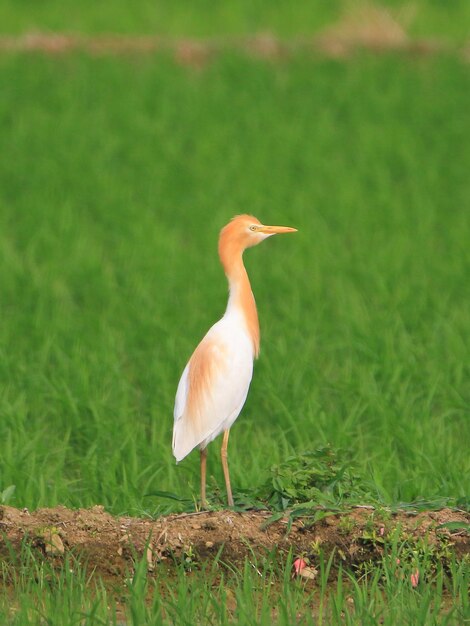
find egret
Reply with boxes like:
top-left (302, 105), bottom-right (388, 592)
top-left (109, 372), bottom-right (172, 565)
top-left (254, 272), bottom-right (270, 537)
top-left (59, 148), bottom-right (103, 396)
top-left (172, 214), bottom-right (297, 506)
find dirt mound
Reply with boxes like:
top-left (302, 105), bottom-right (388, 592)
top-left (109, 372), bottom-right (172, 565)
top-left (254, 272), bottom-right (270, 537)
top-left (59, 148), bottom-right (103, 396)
top-left (0, 27), bottom-right (457, 62)
top-left (0, 505), bottom-right (468, 581)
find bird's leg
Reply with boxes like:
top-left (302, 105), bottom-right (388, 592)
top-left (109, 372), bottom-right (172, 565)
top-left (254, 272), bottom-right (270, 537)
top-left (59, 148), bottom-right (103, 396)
top-left (200, 447), bottom-right (208, 508)
top-left (221, 429), bottom-right (234, 507)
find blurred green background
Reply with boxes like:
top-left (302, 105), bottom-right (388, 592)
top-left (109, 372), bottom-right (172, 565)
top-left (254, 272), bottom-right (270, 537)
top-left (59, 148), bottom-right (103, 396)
top-left (1, 0), bottom-right (469, 40)
top-left (0, 2), bottom-right (469, 516)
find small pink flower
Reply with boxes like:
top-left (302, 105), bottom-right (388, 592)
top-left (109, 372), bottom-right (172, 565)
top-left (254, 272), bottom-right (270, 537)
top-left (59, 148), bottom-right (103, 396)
top-left (396, 558), bottom-right (400, 565)
top-left (292, 558), bottom-right (317, 580)
top-left (411, 570), bottom-right (419, 588)
top-left (379, 526), bottom-right (385, 537)
top-left (293, 558), bottom-right (307, 575)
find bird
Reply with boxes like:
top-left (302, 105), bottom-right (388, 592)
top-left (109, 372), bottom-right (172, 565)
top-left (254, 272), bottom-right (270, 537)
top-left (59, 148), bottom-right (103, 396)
top-left (172, 214), bottom-right (297, 506)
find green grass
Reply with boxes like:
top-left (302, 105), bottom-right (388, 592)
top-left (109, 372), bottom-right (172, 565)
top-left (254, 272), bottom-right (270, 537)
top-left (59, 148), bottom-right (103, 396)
top-left (0, 50), bottom-right (469, 623)
top-left (1, 545), bottom-right (469, 624)
top-left (1, 53), bottom-right (468, 516)
top-left (0, 0), bottom-right (470, 40)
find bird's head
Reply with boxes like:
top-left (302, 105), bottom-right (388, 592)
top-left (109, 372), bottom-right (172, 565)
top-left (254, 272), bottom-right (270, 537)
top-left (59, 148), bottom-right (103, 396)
top-left (219, 214), bottom-right (297, 255)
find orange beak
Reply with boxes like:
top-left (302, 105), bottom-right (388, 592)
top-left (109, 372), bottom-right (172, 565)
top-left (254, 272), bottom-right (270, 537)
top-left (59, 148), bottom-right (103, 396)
top-left (259, 224), bottom-right (298, 234)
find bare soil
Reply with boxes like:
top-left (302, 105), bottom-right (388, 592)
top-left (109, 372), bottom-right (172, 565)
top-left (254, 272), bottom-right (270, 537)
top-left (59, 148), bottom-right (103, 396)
top-left (0, 505), bottom-right (468, 581)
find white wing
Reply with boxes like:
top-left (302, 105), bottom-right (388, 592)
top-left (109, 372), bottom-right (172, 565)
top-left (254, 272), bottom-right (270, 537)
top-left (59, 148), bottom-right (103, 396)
top-left (173, 316), bottom-right (253, 462)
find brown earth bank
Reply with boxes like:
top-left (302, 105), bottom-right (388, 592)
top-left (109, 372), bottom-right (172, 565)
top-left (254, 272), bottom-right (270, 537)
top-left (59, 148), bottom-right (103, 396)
top-left (0, 32), bottom-right (459, 63)
top-left (0, 505), bottom-right (468, 582)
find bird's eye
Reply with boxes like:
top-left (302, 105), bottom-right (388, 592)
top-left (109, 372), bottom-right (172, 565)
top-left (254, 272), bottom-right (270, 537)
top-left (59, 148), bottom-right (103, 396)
top-left (249, 225), bottom-right (258, 231)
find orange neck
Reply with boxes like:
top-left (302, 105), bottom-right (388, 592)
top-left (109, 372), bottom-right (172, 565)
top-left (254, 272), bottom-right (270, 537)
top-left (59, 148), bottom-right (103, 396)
top-left (219, 239), bottom-right (260, 357)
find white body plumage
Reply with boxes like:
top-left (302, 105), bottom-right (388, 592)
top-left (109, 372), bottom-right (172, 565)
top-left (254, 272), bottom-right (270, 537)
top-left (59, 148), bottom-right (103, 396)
top-left (173, 310), bottom-right (254, 462)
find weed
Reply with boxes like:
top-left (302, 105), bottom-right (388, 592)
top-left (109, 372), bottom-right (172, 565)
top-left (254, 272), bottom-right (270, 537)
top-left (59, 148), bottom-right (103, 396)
top-left (338, 516), bottom-right (356, 535)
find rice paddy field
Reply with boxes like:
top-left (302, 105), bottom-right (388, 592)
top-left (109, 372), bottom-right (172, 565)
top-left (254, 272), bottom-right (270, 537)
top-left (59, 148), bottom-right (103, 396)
top-left (0, 2), bottom-right (469, 624)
